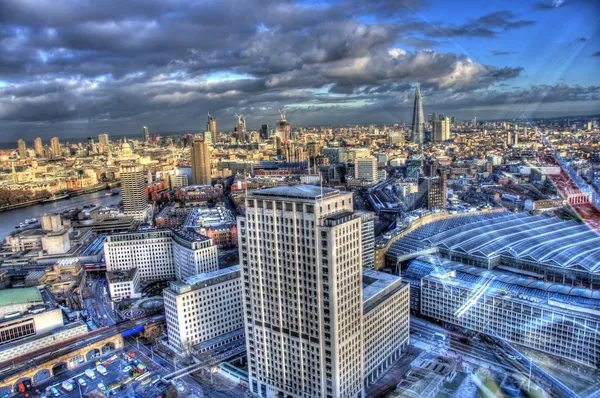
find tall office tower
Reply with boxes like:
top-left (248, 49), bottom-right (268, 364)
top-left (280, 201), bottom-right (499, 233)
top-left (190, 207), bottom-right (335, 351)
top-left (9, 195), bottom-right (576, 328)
top-left (357, 211), bottom-right (375, 269)
top-left (410, 84), bottom-right (424, 144)
top-left (588, 121), bottom-right (593, 131)
top-left (33, 137), bottom-right (43, 157)
top-left (355, 157), bottom-right (378, 182)
top-left (17, 139), bottom-right (27, 159)
top-left (142, 126), bottom-right (150, 143)
top-left (98, 133), bottom-right (109, 147)
top-left (239, 186), bottom-right (365, 397)
top-left (260, 124), bottom-right (269, 141)
top-left (185, 134), bottom-right (194, 147)
top-left (235, 115), bottom-right (246, 143)
top-left (428, 112), bottom-right (437, 123)
top-left (417, 175), bottom-right (447, 210)
top-left (207, 113), bottom-right (217, 144)
top-left (433, 117), bottom-right (450, 142)
top-left (471, 116), bottom-right (477, 127)
top-left (191, 138), bottom-right (212, 186)
top-left (513, 131), bottom-right (519, 146)
top-left (119, 163), bottom-right (149, 221)
top-left (50, 137), bottom-right (61, 158)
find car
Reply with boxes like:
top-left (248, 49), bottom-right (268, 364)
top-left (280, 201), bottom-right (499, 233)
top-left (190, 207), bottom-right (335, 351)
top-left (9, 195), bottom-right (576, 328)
top-left (61, 381), bottom-right (73, 392)
top-left (77, 378), bottom-right (86, 387)
top-left (98, 383), bottom-right (106, 392)
top-left (122, 366), bottom-right (132, 373)
top-left (50, 387), bottom-right (60, 397)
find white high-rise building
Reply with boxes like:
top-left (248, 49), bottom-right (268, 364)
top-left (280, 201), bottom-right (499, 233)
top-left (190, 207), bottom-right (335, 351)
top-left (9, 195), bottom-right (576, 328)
top-left (355, 157), bottom-right (378, 183)
top-left (120, 163), bottom-right (149, 222)
top-left (104, 229), bottom-right (218, 281)
top-left (163, 265), bottom-right (244, 355)
top-left (104, 230), bottom-right (175, 280)
top-left (239, 185), bottom-right (410, 398)
top-left (173, 229), bottom-right (219, 280)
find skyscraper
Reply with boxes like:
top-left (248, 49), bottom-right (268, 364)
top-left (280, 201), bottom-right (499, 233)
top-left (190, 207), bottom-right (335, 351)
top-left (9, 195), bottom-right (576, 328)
top-left (17, 139), bottom-right (27, 159)
top-left (191, 138), bottom-right (212, 186)
top-left (417, 175), bottom-right (447, 210)
top-left (98, 133), bottom-right (109, 147)
top-left (411, 84), bottom-right (424, 144)
top-left (260, 124), bottom-right (269, 141)
top-left (235, 114), bottom-right (246, 143)
top-left (355, 157), bottom-right (378, 182)
top-left (238, 185), bottom-right (411, 397)
top-left (433, 117), bottom-right (450, 142)
top-left (142, 126), bottom-right (150, 143)
top-left (239, 186), bottom-right (364, 397)
top-left (119, 163), bottom-right (149, 221)
top-left (207, 113), bottom-right (217, 144)
top-left (50, 137), bottom-right (61, 158)
top-left (33, 137), bottom-right (43, 157)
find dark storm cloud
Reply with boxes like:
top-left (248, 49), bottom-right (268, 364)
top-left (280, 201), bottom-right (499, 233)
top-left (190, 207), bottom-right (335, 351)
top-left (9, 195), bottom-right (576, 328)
top-left (593, 51), bottom-right (600, 57)
top-left (0, 0), bottom-right (592, 137)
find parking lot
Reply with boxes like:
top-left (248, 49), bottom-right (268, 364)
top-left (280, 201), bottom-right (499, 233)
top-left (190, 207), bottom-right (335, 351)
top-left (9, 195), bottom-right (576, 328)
top-left (12, 348), bottom-right (171, 398)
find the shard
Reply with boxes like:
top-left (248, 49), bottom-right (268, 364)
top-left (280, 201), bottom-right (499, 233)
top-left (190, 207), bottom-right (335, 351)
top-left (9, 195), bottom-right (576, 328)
top-left (411, 84), bottom-right (425, 144)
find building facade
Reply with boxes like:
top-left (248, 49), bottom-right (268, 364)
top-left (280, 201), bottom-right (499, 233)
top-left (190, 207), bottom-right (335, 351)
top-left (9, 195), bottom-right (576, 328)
top-left (163, 265), bottom-right (243, 354)
top-left (191, 138), bottom-right (212, 186)
top-left (239, 185), bottom-right (411, 398)
top-left (104, 230), bottom-right (175, 280)
top-left (120, 163), bottom-right (149, 222)
top-left (106, 268), bottom-right (140, 300)
top-left (355, 157), bottom-right (378, 183)
top-left (172, 229), bottom-right (219, 280)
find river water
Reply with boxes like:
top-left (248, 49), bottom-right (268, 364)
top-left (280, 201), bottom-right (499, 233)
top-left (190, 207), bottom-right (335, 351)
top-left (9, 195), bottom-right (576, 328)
top-left (0, 189), bottom-right (122, 242)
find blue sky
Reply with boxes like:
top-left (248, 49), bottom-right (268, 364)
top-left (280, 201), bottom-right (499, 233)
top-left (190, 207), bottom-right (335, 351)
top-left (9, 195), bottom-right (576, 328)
top-left (0, 0), bottom-right (598, 141)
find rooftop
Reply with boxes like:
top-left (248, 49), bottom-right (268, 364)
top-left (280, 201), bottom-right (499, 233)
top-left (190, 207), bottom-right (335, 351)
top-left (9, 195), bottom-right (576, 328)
top-left (0, 287), bottom-right (43, 308)
top-left (363, 269), bottom-right (405, 313)
top-left (250, 184), bottom-right (339, 200)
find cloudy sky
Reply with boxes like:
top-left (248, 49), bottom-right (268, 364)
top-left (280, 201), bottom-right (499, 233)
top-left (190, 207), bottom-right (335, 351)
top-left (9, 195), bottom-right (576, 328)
top-left (0, 0), bottom-right (599, 142)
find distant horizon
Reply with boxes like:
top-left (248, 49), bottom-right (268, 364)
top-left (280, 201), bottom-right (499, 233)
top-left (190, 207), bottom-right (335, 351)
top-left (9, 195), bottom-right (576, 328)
top-left (1, 112), bottom-right (599, 149)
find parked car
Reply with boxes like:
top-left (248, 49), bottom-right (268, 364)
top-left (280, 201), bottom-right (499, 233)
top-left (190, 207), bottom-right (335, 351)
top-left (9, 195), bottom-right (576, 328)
top-left (50, 387), bottom-right (60, 397)
top-left (122, 366), bottom-right (132, 373)
top-left (98, 383), bottom-right (106, 392)
top-left (61, 381), bottom-right (73, 392)
top-left (77, 378), bottom-right (86, 387)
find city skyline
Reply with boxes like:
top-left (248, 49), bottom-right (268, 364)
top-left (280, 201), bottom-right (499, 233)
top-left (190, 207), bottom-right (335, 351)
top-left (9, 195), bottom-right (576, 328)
top-left (0, 0), bottom-right (599, 141)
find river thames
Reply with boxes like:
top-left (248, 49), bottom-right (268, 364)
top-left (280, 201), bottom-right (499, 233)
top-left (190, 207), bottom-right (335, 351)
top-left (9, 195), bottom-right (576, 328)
top-left (0, 189), bottom-right (122, 242)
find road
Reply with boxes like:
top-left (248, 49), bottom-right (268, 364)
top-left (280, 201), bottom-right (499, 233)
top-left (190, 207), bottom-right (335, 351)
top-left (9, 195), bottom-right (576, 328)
top-left (0, 314), bottom-right (165, 383)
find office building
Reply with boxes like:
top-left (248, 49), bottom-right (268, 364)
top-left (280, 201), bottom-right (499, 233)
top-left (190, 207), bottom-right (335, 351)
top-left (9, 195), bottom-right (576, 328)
top-left (433, 117), bottom-right (450, 142)
top-left (417, 176), bottom-right (446, 210)
top-left (172, 228), bottom-right (219, 280)
top-left (17, 139), bottom-right (27, 159)
top-left (104, 229), bottom-right (218, 281)
top-left (387, 130), bottom-right (405, 146)
top-left (164, 265), bottom-right (244, 355)
top-left (239, 185), bottom-right (411, 397)
top-left (120, 163), bottom-right (149, 221)
top-left (323, 147), bottom-right (347, 164)
top-left (260, 124), bottom-right (269, 140)
top-left (358, 211), bottom-right (375, 269)
top-left (98, 133), bottom-right (109, 147)
top-left (191, 138), bottom-right (212, 186)
top-left (104, 230), bottom-right (175, 280)
top-left (207, 113), bottom-right (217, 144)
top-left (236, 115), bottom-right (247, 143)
top-left (142, 126), bottom-right (150, 143)
top-left (355, 157), bottom-right (378, 183)
top-left (33, 137), bottom-right (43, 157)
top-left (362, 270), bottom-right (410, 385)
top-left (168, 172), bottom-right (189, 189)
top-left (50, 137), bottom-right (61, 158)
top-left (411, 84), bottom-right (424, 144)
top-left (106, 268), bottom-right (140, 300)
